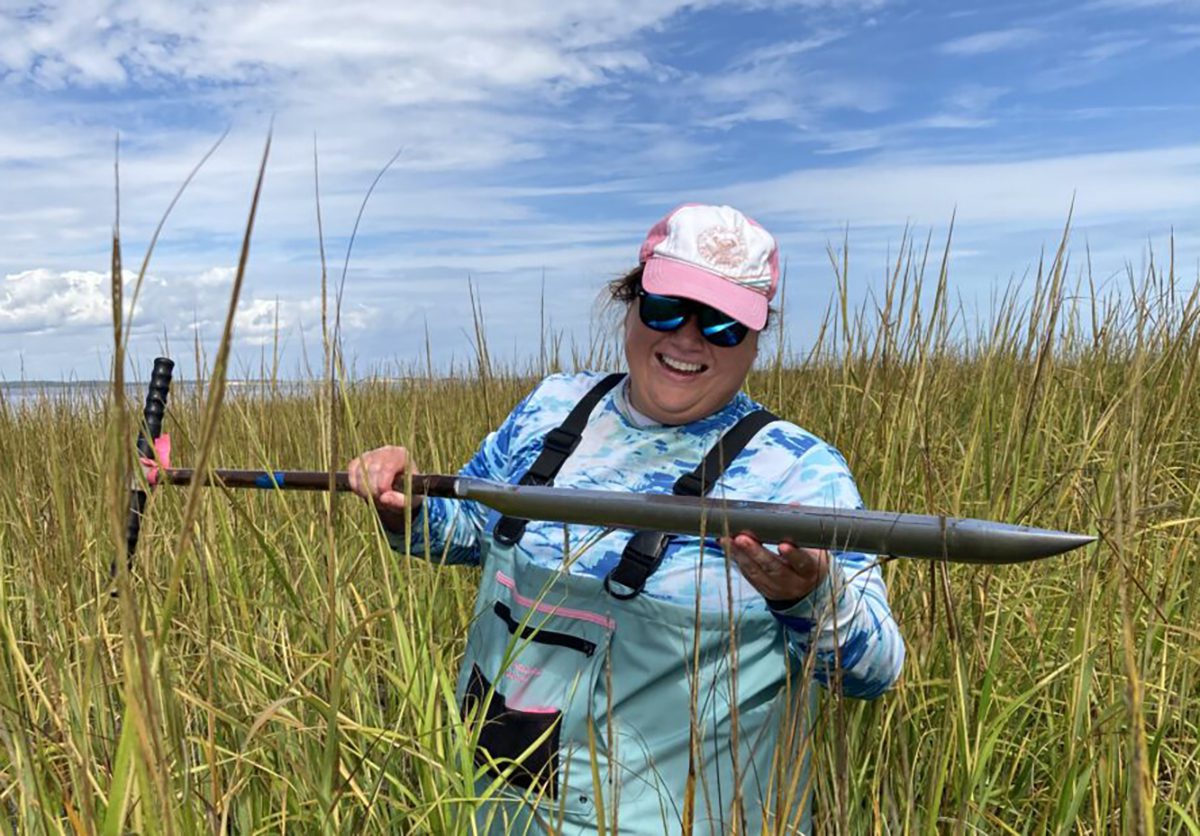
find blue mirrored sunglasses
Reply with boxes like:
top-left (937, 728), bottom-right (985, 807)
top-left (636, 289), bottom-right (750, 348)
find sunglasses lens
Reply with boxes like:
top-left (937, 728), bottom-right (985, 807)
top-left (639, 293), bottom-right (688, 332)
top-left (698, 309), bottom-right (748, 347)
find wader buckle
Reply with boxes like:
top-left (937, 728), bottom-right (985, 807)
top-left (604, 531), bottom-right (671, 600)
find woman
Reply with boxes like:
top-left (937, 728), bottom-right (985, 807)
top-left (349, 204), bottom-right (904, 834)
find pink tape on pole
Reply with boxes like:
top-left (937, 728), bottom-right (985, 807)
top-left (139, 433), bottom-right (172, 487)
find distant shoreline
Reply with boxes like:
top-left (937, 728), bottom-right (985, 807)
top-left (0, 378), bottom-right (409, 408)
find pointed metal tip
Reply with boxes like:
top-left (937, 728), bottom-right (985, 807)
top-left (951, 523), bottom-right (1097, 564)
top-left (1041, 532), bottom-right (1098, 557)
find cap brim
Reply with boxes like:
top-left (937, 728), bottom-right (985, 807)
top-left (642, 257), bottom-right (768, 331)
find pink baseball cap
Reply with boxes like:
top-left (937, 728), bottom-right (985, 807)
top-left (639, 203), bottom-right (780, 331)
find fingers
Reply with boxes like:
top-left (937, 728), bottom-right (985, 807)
top-left (720, 533), bottom-right (780, 597)
top-left (721, 532), bottom-right (828, 603)
top-left (778, 542), bottom-right (829, 584)
top-left (346, 446), bottom-right (421, 513)
top-left (724, 533), bottom-right (779, 577)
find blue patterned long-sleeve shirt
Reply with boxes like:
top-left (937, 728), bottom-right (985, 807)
top-left (396, 371), bottom-right (904, 699)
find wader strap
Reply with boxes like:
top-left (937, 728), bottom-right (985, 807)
top-left (493, 373), bottom-right (626, 546)
top-left (673, 409), bottom-right (781, 498)
top-left (604, 409), bottom-right (780, 600)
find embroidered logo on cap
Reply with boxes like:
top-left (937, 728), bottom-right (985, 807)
top-left (697, 226), bottom-right (747, 271)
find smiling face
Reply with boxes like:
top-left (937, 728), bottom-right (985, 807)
top-left (623, 301), bottom-right (759, 425)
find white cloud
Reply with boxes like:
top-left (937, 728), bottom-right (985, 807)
top-left (0, 0), bottom-right (687, 99)
top-left (1079, 35), bottom-right (1148, 62)
top-left (915, 114), bottom-right (994, 129)
top-left (232, 295), bottom-right (375, 346)
top-left (811, 128), bottom-right (885, 154)
top-left (0, 264), bottom-right (372, 353)
top-left (732, 32), bottom-right (847, 66)
top-left (0, 268), bottom-right (129, 333)
top-left (940, 27), bottom-right (1044, 56)
top-left (716, 145), bottom-right (1200, 228)
top-left (1029, 31), bottom-right (1154, 90)
top-left (698, 34), bottom-right (892, 130)
top-left (1088, 0), bottom-right (1200, 9)
top-left (942, 84), bottom-right (1009, 113)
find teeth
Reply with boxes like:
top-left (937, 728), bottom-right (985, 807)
top-left (660, 354), bottom-right (703, 373)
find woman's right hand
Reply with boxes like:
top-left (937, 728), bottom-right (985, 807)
top-left (347, 445), bottom-right (423, 530)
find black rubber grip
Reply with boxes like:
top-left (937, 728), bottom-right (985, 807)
top-left (137, 357), bottom-right (174, 458)
top-left (124, 357), bottom-right (175, 567)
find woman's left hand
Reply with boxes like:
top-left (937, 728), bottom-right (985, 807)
top-left (721, 532), bottom-right (830, 606)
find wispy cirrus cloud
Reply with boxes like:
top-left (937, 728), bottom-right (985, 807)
top-left (1030, 31), bottom-right (1153, 90)
top-left (940, 27), bottom-right (1045, 56)
top-left (697, 32), bottom-right (891, 131)
top-left (942, 84), bottom-right (1009, 113)
top-left (1087, 0), bottom-right (1200, 10)
top-left (717, 144), bottom-right (1200, 228)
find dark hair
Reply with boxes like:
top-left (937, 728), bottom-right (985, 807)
top-left (606, 264), bottom-right (775, 331)
top-left (607, 265), bottom-right (644, 305)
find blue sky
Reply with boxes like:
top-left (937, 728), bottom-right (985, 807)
top-left (1, 0), bottom-right (1197, 381)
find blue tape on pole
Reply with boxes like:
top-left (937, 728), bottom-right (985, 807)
top-left (255, 472), bottom-right (286, 488)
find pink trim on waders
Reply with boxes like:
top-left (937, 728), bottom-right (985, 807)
top-left (495, 570), bottom-right (616, 630)
top-left (507, 704), bottom-right (560, 714)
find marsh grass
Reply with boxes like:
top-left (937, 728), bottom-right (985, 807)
top-left (1, 199), bottom-right (1198, 833)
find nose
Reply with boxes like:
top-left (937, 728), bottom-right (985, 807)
top-left (667, 315), bottom-right (706, 349)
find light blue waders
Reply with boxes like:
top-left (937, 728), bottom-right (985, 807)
top-left (457, 542), bottom-right (816, 835)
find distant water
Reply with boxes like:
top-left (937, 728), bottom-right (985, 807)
top-left (0, 379), bottom-right (323, 410)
